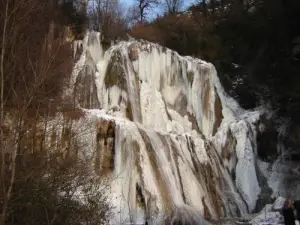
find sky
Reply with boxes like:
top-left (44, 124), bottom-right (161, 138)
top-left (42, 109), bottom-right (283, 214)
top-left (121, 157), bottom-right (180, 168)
top-left (120, 0), bottom-right (196, 20)
top-left (120, 0), bottom-right (196, 10)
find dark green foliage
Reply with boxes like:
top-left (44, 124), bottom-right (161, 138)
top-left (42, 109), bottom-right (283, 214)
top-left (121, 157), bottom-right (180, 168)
top-left (214, 0), bottom-right (300, 112)
top-left (257, 118), bottom-right (279, 161)
top-left (212, 0), bottom-right (300, 154)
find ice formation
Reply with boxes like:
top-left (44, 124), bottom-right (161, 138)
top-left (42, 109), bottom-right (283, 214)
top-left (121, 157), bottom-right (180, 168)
top-left (67, 31), bottom-right (263, 224)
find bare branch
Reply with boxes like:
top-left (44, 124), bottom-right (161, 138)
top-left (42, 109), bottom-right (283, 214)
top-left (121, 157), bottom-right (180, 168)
top-left (163, 0), bottom-right (184, 13)
top-left (135, 0), bottom-right (160, 22)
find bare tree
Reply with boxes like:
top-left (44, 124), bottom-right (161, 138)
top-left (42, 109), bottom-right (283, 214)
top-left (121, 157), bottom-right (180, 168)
top-left (202, 0), bottom-right (207, 16)
top-left (0, 0), bottom-right (72, 223)
top-left (0, 0), bottom-right (115, 224)
top-left (196, 0), bottom-right (208, 16)
top-left (88, 0), bottom-right (128, 40)
top-left (163, 0), bottom-right (184, 13)
top-left (0, 0), bottom-right (34, 222)
top-left (135, 0), bottom-right (160, 22)
top-left (126, 5), bottom-right (140, 24)
top-left (0, 0), bottom-right (9, 220)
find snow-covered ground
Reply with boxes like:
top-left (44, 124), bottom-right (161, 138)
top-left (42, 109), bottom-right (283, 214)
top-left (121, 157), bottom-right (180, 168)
top-left (213, 197), bottom-right (299, 225)
top-left (212, 212), bottom-right (284, 225)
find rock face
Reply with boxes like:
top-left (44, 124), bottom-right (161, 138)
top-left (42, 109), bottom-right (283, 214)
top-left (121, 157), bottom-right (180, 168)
top-left (69, 31), bottom-right (262, 224)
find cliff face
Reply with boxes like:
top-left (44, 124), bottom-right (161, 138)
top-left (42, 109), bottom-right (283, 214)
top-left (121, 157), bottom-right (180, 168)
top-left (66, 31), bottom-right (263, 224)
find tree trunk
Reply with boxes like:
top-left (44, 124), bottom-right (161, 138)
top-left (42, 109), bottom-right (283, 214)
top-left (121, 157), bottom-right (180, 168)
top-left (202, 0), bottom-right (207, 17)
top-left (0, 1), bottom-right (9, 223)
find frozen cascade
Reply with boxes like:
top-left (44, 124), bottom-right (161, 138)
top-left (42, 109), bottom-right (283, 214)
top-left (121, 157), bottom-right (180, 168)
top-left (69, 31), bottom-right (262, 224)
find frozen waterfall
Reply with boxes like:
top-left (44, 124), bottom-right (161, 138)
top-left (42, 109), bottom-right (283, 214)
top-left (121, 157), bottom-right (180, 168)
top-left (67, 31), bottom-right (262, 224)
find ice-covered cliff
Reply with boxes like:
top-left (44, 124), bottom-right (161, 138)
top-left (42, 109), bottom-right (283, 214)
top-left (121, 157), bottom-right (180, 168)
top-left (67, 31), bottom-right (263, 224)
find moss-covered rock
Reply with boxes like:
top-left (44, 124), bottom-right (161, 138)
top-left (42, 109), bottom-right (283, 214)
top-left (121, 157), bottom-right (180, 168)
top-left (104, 51), bottom-right (127, 89)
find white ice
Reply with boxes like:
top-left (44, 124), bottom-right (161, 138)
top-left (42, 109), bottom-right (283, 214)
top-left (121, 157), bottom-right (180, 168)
top-left (69, 32), bottom-right (265, 224)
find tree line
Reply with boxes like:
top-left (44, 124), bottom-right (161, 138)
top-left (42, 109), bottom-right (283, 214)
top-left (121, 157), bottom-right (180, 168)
top-left (86, 0), bottom-right (188, 41)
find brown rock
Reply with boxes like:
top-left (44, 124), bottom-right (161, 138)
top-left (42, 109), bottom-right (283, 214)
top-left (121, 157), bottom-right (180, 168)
top-left (128, 43), bottom-right (139, 61)
top-left (95, 119), bottom-right (116, 176)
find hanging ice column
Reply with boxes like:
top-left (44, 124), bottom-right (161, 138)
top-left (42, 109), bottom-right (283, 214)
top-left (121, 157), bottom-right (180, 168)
top-left (71, 31), bottom-right (262, 224)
